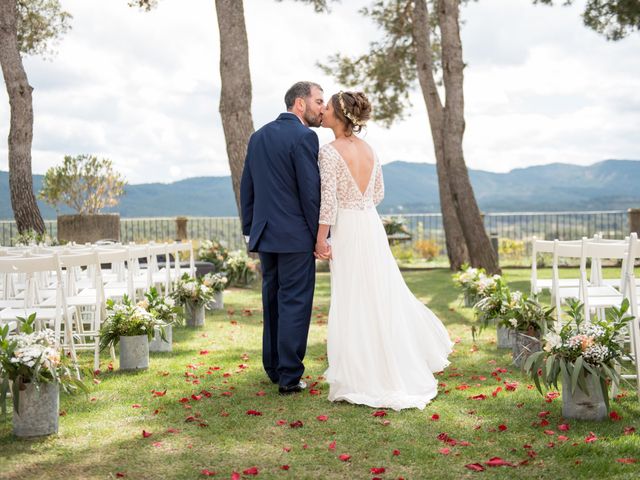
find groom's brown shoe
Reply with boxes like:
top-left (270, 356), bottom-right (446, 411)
top-left (278, 380), bottom-right (307, 395)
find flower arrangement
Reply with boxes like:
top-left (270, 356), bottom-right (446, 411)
top-left (523, 298), bottom-right (632, 408)
top-left (454, 264), bottom-right (502, 306)
top-left (197, 239), bottom-right (229, 272)
top-left (0, 314), bottom-right (86, 415)
top-left (502, 293), bottom-right (554, 334)
top-left (139, 287), bottom-right (182, 326)
top-left (382, 217), bottom-right (410, 237)
top-left (171, 273), bottom-right (215, 306)
top-left (225, 251), bottom-right (259, 287)
top-left (202, 272), bottom-right (228, 293)
top-left (100, 296), bottom-right (163, 351)
top-left (472, 279), bottom-right (514, 337)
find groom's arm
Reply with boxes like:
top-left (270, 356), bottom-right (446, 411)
top-left (240, 140), bottom-right (255, 238)
top-left (293, 130), bottom-right (320, 240)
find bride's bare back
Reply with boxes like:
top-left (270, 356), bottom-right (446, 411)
top-left (330, 138), bottom-right (375, 195)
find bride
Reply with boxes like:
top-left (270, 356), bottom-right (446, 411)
top-left (315, 91), bottom-right (453, 411)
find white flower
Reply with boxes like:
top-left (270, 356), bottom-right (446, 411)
top-left (543, 332), bottom-right (562, 352)
top-left (164, 297), bottom-right (175, 308)
top-left (583, 344), bottom-right (609, 365)
top-left (508, 318), bottom-right (518, 328)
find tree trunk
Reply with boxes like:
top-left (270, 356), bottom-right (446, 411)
top-left (411, 0), bottom-right (468, 270)
top-left (438, 0), bottom-right (500, 273)
top-left (0, 0), bottom-right (45, 234)
top-left (215, 0), bottom-right (255, 221)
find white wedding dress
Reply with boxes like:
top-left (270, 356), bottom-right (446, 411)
top-left (319, 144), bottom-right (453, 411)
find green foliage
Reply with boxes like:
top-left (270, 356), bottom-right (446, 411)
top-left (382, 216), bottom-right (410, 236)
top-left (390, 243), bottom-right (415, 263)
top-left (534, 0), bottom-right (640, 40)
top-left (100, 296), bottom-right (160, 351)
top-left (202, 272), bottom-right (228, 293)
top-left (197, 239), bottom-right (229, 272)
top-left (171, 273), bottom-right (216, 306)
top-left (16, 0), bottom-right (72, 58)
top-left (142, 287), bottom-right (183, 326)
top-left (12, 229), bottom-right (58, 247)
top-left (39, 154), bottom-right (127, 215)
top-left (0, 314), bottom-right (87, 416)
top-left (523, 298), bottom-right (633, 408)
top-left (318, 0), bottom-right (429, 126)
top-left (224, 251), bottom-right (259, 287)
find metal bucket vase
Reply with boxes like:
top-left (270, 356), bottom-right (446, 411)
top-left (512, 329), bottom-right (541, 368)
top-left (149, 324), bottom-right (172, 353)
top-left (185, 301), bottom-right (205, 327)
top-left (119, 335), bottom-right (149, 370)
top-left (497, 325), bottom-right (515, 349)
top-left (463, 292), bottom-right (476, 308)
top-left (13, 382), bottom-right (60, 437)
top-left (561, 371), bottom-right (607, 421)
top-left (211, 291), bottom-right (224, 310)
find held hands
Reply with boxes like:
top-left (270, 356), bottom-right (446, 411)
top-left (314, 239), bottom-right (332, 260)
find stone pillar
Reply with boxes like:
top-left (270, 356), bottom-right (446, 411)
top-left (176, 216), bottom-right (188, 241)
top-left (629, 208), bottom-right (640, 235)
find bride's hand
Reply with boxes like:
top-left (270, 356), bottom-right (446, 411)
top-left (315, 240), bottom-right (332, 260)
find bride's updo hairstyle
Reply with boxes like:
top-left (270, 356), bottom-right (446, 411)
top-left (331, 91), bottom-right (372, 135)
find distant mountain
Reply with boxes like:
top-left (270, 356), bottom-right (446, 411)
top-left (1, 159), bottom-right (639, 219)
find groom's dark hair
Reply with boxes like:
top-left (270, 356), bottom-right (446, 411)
top-left (285, 81), bottom-right (322, 110)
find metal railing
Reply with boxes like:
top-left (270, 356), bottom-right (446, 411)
top-left (0, 211), bottom-right (630, 262)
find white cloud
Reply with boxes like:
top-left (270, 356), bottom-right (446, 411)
top-left (0, 0), bottom-right (638, 184)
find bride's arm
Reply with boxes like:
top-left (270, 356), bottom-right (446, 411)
top-left (373, 160), bottom-right (384, 206)
top-left (317, 147), bottom-right (336, 259)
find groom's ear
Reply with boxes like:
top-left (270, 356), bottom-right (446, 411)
top-left (295, 97), bottom-right (306, 112)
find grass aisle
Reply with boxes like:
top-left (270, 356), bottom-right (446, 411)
top-left (1, 269), bottom-right (638, 479)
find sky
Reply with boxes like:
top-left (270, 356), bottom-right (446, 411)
top-left (0, 0), bottom-right (638, 184)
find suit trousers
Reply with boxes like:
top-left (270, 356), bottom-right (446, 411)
top-left (259, 251), bottom-right (315, 388)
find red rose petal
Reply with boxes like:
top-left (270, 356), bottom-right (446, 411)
top-left (470, 394), bottom-right (487, 400)
top-left (465, 463), bottom-right (485, 472)
top-left (289, 420), bottom-right (303, 428)
top-left (431, 414), bottom-right (440, 421)
top-left (498, 424), bottom-right (508, 431)
top-left (231, 473), bottom-right (240, 480)
top-left (370, 467), bottom-right (386, 474)
top-left (558, 423), bottom-right (570, 431)
top-left (392, 449), bottom-right (400, 456)
top-left (585, 432), bottom-right (598, 443)
top-left (316, 415), bottom-right (329, 422)
top-left (242, 467), bottom-right (259, 475)
top-left (329, 441), bottom-right (336, 451)
top-left (142, 430), bottom-right (152, 438)
top-left (339, 454), bottom-right (351, 462)
top-left (255, 390), bottom-right (266, 397)
top-left (246, 410), bottom-right (262, 416)
top-left (132, 404), bottom-right (141, 409)
top-left (276, 419), bottom-right (287, 426)
top-left (280, 465), bottom-right (290, 470)
top-left (616, 458), bottom-right (637, 464)
top-left (200, 469), bottom-right (216, 476)
top-left (624, 426), bottom-right (636, 435)
top-left (116, 473), bottom-right (125, 478)
top-left (609, 411), bottom-right (622, 421)
top-left (485, 457), bottom-right (514, 467)
top-left (438, 447), bottom-right (451, 455)
top-left (372, 410), bottom-right (387, 417)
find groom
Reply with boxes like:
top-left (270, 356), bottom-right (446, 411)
top-left (240, 81), bottom-right (325, 394)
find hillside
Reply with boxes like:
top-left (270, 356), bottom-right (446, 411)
top-left (1, 159), bottom-right (638, 218)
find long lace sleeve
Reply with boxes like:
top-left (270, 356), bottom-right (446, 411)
top-left (373, 160), bottom-right (384, 206)
top-left (319, 146), bottom-right (338, 225)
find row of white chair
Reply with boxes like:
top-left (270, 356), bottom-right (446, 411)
top-left (0, 241), bottom-right (195, 370)
top-left (530, 234), bottom-right (640, 397)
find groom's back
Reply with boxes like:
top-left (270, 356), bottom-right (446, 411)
top-left (241, 113), bottom-right (320, 253)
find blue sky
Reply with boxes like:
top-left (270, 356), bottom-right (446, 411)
top-left (0, 0), bottom-right (638, 184)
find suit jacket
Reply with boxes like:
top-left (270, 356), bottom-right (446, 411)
top-left (240, 113), bottom-right (320, 253)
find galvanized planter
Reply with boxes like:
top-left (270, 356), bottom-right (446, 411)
top-left (561, 371), bottom-right (607, 421)
top-left (149, 324), bottom-right (172, 353)
top-left (119, 334), bottom-right (149, 370)
top-left (497, 325), bottom-right (515, 349)
top-left (463, 292), bottom-right (477, 308)
top-left (13, 382), bottom-right (59, 437)
top-left (185, 301), bottom-right (205, 327)
top-left (512, 329), bottom-right (541, 368)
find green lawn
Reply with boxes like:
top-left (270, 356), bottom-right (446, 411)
top-left (1, 268), bottom-right (638, 479)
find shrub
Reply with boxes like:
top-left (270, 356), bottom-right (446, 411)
top-left (414, 239), bottom-right (440, 260)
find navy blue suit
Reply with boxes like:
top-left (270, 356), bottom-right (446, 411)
top-left (240, 113), bottom-right (320, 388)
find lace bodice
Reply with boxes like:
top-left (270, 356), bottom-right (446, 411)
top-left (319, 144), bottom-right (384, 225)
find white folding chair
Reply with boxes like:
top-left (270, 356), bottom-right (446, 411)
top-left (578, 237), bottom-right (626, 323)
top-left (175, 241), bottom-right (196, 278)
top-left (531, 237), bottom-right (581, 294)
top-left (0, 254), bottom-right (77, 362)
top-left (621, 233), bottom-right (640, 398)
